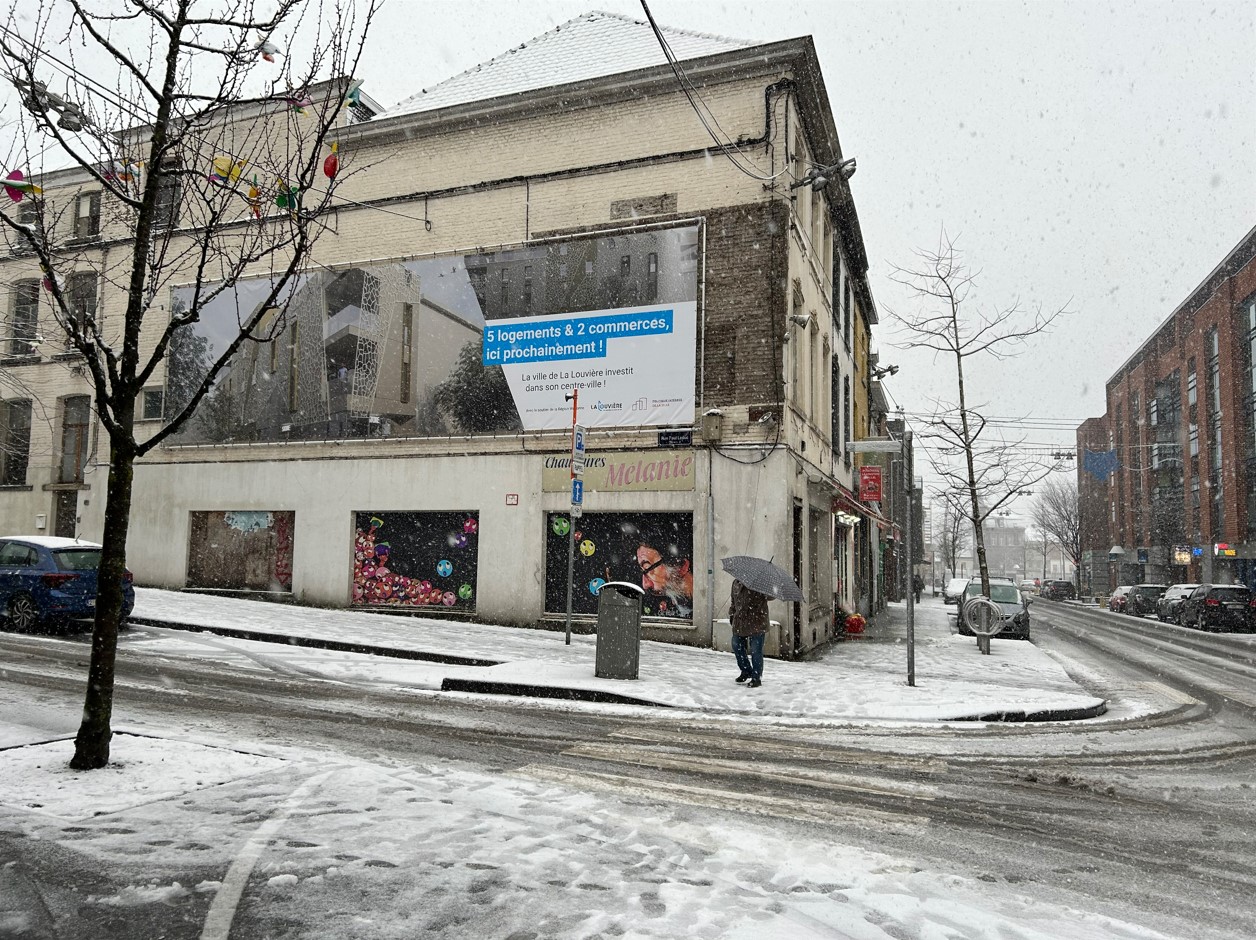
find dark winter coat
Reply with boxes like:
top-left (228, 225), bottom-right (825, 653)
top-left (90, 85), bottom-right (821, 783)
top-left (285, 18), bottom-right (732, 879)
top-left (730, 580), bottom-right (769, 637)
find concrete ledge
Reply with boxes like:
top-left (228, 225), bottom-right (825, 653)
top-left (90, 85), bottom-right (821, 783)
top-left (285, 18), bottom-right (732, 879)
top-left (127, 616), bottom-right (502, 667)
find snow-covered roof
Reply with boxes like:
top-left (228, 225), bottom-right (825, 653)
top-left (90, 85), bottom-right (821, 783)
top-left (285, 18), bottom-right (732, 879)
top-left (1, 534), bottom-right (102, 549)
top-left (385, 10), bottom-right (754, 118)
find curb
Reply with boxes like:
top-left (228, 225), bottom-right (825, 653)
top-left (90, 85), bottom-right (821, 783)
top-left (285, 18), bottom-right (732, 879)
top-left (951, 700), bottom-right (1109, 722)
top-left (439, 678), bottom-right (671, 707)
top-left (126, 616), bottom-right (502, 667)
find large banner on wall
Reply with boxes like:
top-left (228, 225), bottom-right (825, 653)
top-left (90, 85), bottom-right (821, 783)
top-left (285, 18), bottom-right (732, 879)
top-left (484, 302), bottom-right (696, 429)
top-left (544, 511), bottom-right (694, 620)
top-left (167, 224), bottom-right (699, 444)
top-left (352, 511), bottom-right (480, 609)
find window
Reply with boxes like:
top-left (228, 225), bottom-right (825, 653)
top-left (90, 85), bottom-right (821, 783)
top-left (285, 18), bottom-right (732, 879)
top-left (400, 303), bottom-right (413, 404)
top-left (59, 396), bottom-right (91, 484)
top-left (843, 376), bottom-right (851, 464)
top-left (1189, 421), bottom-right (1199, 457)
top-left (620, 255), bottom-right (631, 277)
top-left (8, 279), bottom-right (39, 356)
top-left (13, 200), bottom-right (42, 253)
top-left (810, 328), bottom-right (824, 421)
top-left (67, 272), bottom-right (98, 332)
top-left (499, 271), bottom-right (509, 312)
top-left (0, 400), bottom-right (32, 486)
top-left (808, 509), bottom-right (823, 603)
top-left (843, 276), bottom-right (852, 350)
top-left (74, 191), bottom-right (101, 239)
top-left (1187, 358), bottom-right (1197, 406)
top-left (522, 265), bottom-right (533, 310)
top-left (152, 173), bottom-right (180, 229)
top-left (822, 216), bottom-right (833, 282)
top-left (141, 389), bottom-right (164, 421)
top-left (791, 320), bottom-right (806, 406)
top-left (287, 321), bottom-right (299, 412)
top-left (831, 360), bottom-right (841, 456)
top-left (558, 262), bottom-right (568, 278)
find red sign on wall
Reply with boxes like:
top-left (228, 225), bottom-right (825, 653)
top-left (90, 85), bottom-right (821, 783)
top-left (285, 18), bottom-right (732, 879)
top-left (859, 466), bottom-right (883, 501)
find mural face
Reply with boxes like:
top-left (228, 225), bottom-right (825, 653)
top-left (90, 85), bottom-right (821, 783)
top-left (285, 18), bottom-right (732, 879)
top-left (186, 510), bottom-right (294, 592)
top-left (352, 511), bottom-right (480, 610)
top-left (544, 511), bottom-right (694, 619)
top-left (167, 225), bottom-right (699, 443)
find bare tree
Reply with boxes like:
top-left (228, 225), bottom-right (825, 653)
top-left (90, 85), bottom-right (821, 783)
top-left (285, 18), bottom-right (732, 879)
top-left (1032, 476), bottom-right (1082, 591)
top-left (934, 494), bottom-right (971, 577)
top-left (891, 234), bottom-right (1069, 599)
top-left (0, 0), bottom-right (379, 769)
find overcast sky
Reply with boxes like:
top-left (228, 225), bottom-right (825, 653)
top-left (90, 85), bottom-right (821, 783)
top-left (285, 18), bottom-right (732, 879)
top-left (363, 0), bottom-right (1255, 509)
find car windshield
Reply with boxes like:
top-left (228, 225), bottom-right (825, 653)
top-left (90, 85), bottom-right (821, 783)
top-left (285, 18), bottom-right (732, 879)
top-left (966, 584), bottom-right (1020, 604)
top-left (53, 549), bottom-right (103, 571)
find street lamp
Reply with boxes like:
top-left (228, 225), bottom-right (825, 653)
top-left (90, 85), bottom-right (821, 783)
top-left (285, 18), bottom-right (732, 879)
top-left (790, 157), bottom-right (857, 191)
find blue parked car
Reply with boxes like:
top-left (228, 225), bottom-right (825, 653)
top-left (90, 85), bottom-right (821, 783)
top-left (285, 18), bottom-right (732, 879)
top-left (0, 536), bottom-right (135, 633)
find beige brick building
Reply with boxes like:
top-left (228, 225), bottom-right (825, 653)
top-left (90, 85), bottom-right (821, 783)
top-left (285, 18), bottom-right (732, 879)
top-left (0, 12), bottom-right (882, 656)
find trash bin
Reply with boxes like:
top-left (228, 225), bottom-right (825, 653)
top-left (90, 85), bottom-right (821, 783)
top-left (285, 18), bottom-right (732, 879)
top-left (594, 581), bottom-right (645, 679)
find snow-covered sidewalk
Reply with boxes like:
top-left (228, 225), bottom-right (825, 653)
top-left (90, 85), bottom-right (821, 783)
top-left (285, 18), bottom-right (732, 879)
top-left (129, 589), bottom-right (1106, 723)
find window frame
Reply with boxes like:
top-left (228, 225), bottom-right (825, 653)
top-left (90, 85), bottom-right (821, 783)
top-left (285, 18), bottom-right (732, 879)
top-left (7, 279), bottom-right (40, 357)
top-left (0, 399), bottom-right (33, 486)
top-left (74, 191), bottom-right (102, 239)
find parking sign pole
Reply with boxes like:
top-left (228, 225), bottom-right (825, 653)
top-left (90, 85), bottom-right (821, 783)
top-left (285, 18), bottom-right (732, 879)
top-left (564, 390), bottom-right (580, 645)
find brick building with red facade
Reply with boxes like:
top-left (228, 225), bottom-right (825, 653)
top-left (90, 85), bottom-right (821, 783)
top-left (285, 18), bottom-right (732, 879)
top-left (1078, 224), bottom-right (1256, 593)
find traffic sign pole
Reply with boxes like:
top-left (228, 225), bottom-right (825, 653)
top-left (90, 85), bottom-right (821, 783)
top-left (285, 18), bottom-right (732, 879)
top-left (564, 390), bottom-right (580, 645)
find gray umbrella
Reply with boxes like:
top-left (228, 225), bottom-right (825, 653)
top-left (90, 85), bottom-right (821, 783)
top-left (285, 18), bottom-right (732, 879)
top-left (721, 555), bottom-right (805, 602)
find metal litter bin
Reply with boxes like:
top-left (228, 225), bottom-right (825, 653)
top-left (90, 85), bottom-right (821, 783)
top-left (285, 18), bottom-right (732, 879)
top-left (594, 581), bottom-right (645, 679)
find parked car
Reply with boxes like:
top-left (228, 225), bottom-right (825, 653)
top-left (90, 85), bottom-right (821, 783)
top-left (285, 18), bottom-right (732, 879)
top-left (0, 536), bottom-right (135, 633)
top-left (1040, 580), bottom-right (1076, 601)
top-left (957, 580), bottom-right (1031, 640)
top-left (1019, 580), bottom-right (1039, 596)
top-left (1107, 585), bottom-right (1133, 613)
top-left (1178, 584), bottom-right (1254, 632)
top-left (1157, 584), bottom-right (1199, 624)
top-left (943, 577), bottom-right (970, 605)
top-left (1125, 584), bottom-right (1167, 618)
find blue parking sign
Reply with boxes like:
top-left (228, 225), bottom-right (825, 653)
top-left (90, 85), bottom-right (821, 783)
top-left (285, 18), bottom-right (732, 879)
top-left (571, 479), bottom-right (583, 505)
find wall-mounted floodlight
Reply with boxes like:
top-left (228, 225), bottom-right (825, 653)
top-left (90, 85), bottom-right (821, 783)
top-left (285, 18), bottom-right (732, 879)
top-left (789, 313), bottom-right (812, 328)
top-left (871, 364), bottom-right (899, 379)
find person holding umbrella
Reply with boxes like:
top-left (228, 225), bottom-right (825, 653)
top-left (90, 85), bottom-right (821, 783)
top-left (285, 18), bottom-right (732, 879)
top-left (730, 578), bottom-right (770, 687)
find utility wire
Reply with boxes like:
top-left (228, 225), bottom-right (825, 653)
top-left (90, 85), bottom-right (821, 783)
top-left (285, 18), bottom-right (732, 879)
top-left (638, 0), bottom-right (791, 184)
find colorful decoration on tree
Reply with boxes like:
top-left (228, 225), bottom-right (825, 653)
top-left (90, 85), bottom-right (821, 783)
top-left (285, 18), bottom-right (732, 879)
top-left (3, 170), bottom-right (42, 202)
top-left (342, 78), bottom-right (363, 110)
top-left (322, 142), bottom-right (339, 180)
top-left (246, 176), bottom-right (262, 218)
top-left (257, 38), bottom-right (281, 62)
top-left (284, 94), bottom-right (314, 114)
top-left (105, 160), bottom-right (141, 185)
top-left (207, 155), bottom-right (246, 187)
top-left (274, 179), bottom-right (302, 210)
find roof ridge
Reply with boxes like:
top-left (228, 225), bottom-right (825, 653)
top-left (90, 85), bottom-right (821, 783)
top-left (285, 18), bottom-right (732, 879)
top-left (389, 9), bottom-right (754, 112)
top-left (585, 8), bottom-right (755, 50)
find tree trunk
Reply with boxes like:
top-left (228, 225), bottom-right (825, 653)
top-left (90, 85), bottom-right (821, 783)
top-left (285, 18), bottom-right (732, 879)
top-left (70, 436), bottom-right (135, 770)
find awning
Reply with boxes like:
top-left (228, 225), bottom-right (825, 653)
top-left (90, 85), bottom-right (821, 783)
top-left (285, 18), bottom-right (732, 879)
top-left (832, 490), bottom-right (892, 530)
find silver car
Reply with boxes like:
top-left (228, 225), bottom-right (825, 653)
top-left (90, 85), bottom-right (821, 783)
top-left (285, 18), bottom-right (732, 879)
top-left (943, 577), bottom-right (970, 605)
